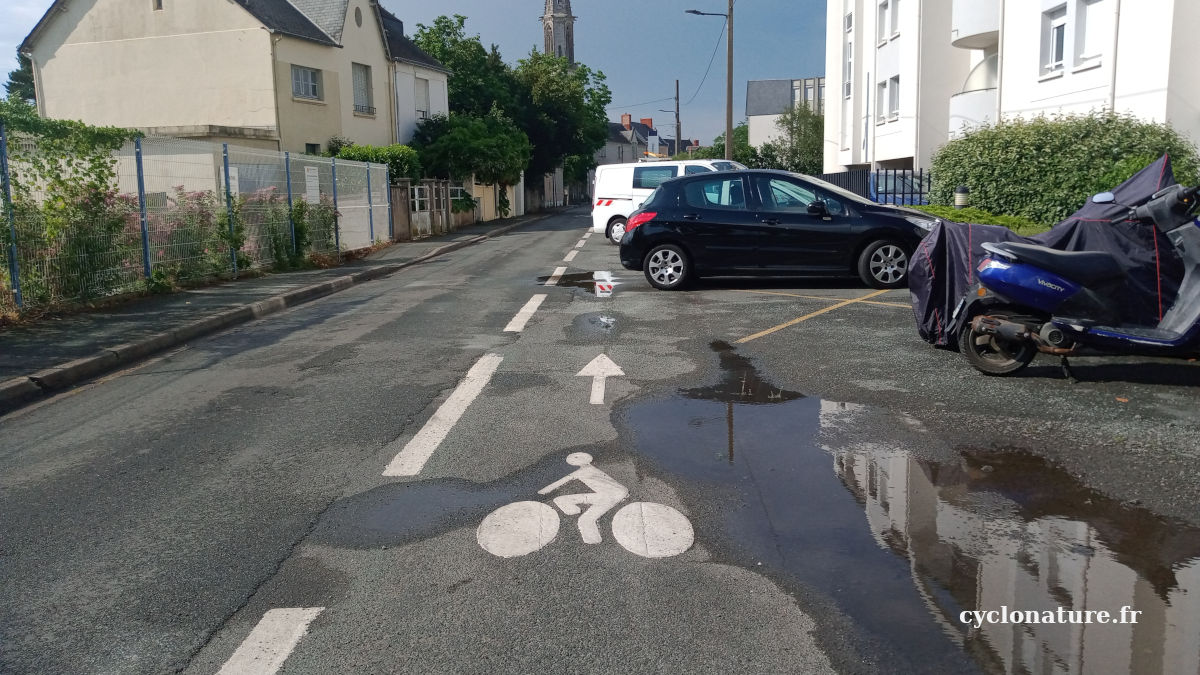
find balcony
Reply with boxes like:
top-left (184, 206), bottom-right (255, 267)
top-left (949, 89), bottom-right (997, 138)
top-left (951, 0), bottom-right (999, 49)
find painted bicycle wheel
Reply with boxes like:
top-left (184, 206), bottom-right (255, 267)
top-left (610, 502), bottom-right (694, 558)
top-left (477, 501), bottom-right (560, 558)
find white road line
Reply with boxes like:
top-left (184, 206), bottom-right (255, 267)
top-left (383, 353), bottom-right (504, 476)
top-left (582, 232), bottom-right (592, 239)
top-left (219, 607), bottom-right (324, 675)
top-left (575, 239), bottom-right (587, 249)
top-left (545, 266), bottom-right (567, 286)
top-left (563, 250), bottom-right (578, 262)
top-left (504, 295), bottom-right (546, 333)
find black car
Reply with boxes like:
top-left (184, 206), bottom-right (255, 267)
top-left (618, 169), bottom-right (937, 290)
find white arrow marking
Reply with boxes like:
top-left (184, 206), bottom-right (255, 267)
top-left (576, 354), bottom-right (625, 405)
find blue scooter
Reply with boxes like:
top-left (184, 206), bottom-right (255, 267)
top-left (954, 184), bottom-right (1200, 376)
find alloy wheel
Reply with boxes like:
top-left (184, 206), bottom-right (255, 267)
top-left (869, 245), bottom-right (908, 285)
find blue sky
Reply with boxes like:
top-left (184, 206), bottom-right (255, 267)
top-left (3, 0), bottom-right (828, 144)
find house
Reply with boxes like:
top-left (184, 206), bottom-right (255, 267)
top-left (19, 0), bottom-right (449, 153)
top-left (746, 77), bottom-right (826, 149)
top-left (823, 0), bottom-right (1200, 173)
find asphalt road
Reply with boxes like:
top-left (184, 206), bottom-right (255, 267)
top-left (3, 208), bottom-right (1198, 674)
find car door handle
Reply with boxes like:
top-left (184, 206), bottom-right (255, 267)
top-left (762, 218), bottom-right (780, 225)
top-left (682, 213), bottom-right (701, 221)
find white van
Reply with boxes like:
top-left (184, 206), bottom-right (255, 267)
top-left (591, 159), bottom-right (746, 244)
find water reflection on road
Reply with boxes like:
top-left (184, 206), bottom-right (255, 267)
top-left (623, 342), bottom-right (1200, 674)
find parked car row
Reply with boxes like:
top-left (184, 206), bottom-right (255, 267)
top-left (605, 168), bottom-right (938, 290)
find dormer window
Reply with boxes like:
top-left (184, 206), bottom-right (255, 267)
top-left (153, 0), bottom-right (163, 9)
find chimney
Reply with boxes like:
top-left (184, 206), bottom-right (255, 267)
top-left (621, 113), bottom-right (632, 129)
top-left (640, 118), bottom-right (654, 129)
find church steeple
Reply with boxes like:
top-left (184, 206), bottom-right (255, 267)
top-left (542, 0), bottom-right (575, 65)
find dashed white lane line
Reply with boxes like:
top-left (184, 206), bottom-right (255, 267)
top-left (504, 294), bottom-right (547, 333)
top-left (582, 231), bottom-right (592, 239)
top-left (574, 239), bottom-right (587, 249)
top-left (383, 353), bottom-right (504, 476)
top-left (545, 266), bottom-right (567, 286)
top-left (563, 250), bottom-right (578, 262)
top-left (219, 607), bottom-right (324, 675)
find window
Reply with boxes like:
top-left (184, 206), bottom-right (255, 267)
top-left (877, 1), bottom-right (889, 43)
top-left (888, 75), bottom-right (900, 118)
top-left (755, 177), bottom-right (848, 216)
top-left (684, 165), bottom-right (714, 175)
top-left (618, 146), bottom-right (624, 162)
top-left (1075, 0), bottom-right (1106, 66)
top-left (634, 166), bottom-right (677, 189)
top-left (683, 177), bottom-right (746, 210)
top-left (352, 63), bottom-right (374, 115)
top-left (1042, 5), bottom-right (1067, 74)
top-left (305, 143), bottom-right (320, 155)
top-left (291, 65), bottom-right (322, 100)
top-left (876, 81), bottom-right (887, 122)
top-left (844, 11), bottom-right (853, 32)
top-left (843, 40), bottom-right (853, 98)
top-left (153, 0), bottom-right (163, 9)
top-left (891, 0), bottom-right (900, 35)
top-left (414, 77), bottom-right (430, 119)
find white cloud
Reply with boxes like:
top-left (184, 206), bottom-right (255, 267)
top-left (1, 0), bottom-right (53, 77)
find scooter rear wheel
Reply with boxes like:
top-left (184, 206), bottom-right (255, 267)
top-left (959, 311), bottom-right (1038, 375)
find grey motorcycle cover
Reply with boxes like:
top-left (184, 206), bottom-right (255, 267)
top-left (909, 156), bottom-right (1187, 347)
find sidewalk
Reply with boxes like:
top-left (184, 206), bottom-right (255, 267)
top-left (0, 211), bottom-right (556, 413)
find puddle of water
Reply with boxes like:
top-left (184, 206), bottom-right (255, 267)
top-left (622, 342), bottom-right (1200, 675)
top-left (567, 313), bottom-right (621, 341)
top-left (537, 272), bottom-right (600, 289)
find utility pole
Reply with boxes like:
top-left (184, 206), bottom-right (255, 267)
top-left (675, 79), bottom-right (682, 159)
top-left (725, 0), bottom-right (733, 161)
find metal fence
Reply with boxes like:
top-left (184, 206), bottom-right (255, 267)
top-left (1, 126), bottom-right (388, 312)
top-left (817, 168), bottom-right (931, 206)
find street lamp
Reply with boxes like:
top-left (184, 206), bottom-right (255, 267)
top-left (686, 2), bottom-right (733, 161)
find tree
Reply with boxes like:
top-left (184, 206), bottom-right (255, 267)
top-left (411, 108), bottom-right (530, 187)
top-left (758, 105), bottom-right (823, 175)
top-left (4, 52), bottom-right (36, 103)
top-left (413, 16), bottom-right (521, 119)
top-left (512, 51), bottom-right (611, 178)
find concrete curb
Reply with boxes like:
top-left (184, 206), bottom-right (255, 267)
top-left (0, 212), bottom-right (551, 415)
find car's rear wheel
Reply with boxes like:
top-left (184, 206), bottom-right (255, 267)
top-left (858, 240), bottom-right (909, 289)
top-left (607, 217), bottom-right (628, 245)
top-left (644, 244), bottom-right (691, 290)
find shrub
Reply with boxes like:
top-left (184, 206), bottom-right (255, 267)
top-left (915, 206), bottom-right (1048, 237)
top-left (337, 144), bottom-right (422, 182)
top-left (930, 111), bottom-right (1200, 227)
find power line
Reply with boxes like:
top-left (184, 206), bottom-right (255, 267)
top-left (605, 96), bottom-right (674, 110)
top-left (684, 16), bottom-right (727, 106)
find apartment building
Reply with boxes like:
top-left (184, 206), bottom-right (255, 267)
top-left (746, 77), bottom-right (826, 149)
top-left (824, 0), bottom-right (1200, 173)
top-left (823, 0), bottom-right (965, 172)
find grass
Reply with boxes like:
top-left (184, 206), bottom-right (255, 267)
top-left (915, 206), bottom-right (1050, 237)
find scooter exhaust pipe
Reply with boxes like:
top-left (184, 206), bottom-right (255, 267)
top-left (970, 316), bottom-right (1079, 355)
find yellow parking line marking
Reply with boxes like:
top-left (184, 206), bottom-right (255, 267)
top-left (730, 289), bottom-right (910, 308)
top-left (735, 290), bottom-right (891, 344)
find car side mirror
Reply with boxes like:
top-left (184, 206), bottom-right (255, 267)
top-left (807, 202), bottom-right (828, 216)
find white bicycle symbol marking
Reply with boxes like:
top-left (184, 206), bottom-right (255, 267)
top-left (477, 452), bottom-right (694, 559)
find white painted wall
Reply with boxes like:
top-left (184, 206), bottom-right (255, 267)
top-left (748, 114), bottom-right (783, 148)
top-left (393, 63), bottom-right (449, 144)
top-left (29, 0), bottom-right (274, 131)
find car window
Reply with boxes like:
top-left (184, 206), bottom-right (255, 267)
top-left (757, 176), bottom-right (848, 216)
top-left (633, 166), bottom-right (677, 190)
top-left (683, 177), bottom-right (746, 210)
top-left (711, 161), bottom-right (747, 171)
top-left (684, 165), bottom-right (713, 175)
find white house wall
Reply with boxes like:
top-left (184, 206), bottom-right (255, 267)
top-left (29, 0), bottom-right (274, 131)
top-left (335, 0), bottom-right (394, 147)
top-left (393, 63), bottom-right (449, 144)
top-left (748, 114), bottom-right (783, 148)
top-left (1166, 0), bottom-right (1200, 145)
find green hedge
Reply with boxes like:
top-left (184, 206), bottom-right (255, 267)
top-left (915, 206), bottom-right (1048, 237)
top-left (931, 112), bottom-right (1200, 227)
top-left (336, 144), bottom-right (422, 182)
